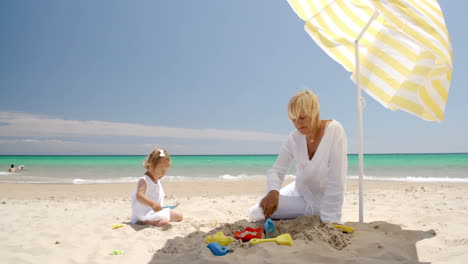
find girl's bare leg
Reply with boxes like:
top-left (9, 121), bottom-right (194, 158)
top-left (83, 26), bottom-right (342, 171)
top-left (170, 209), bottom-right (183, 222)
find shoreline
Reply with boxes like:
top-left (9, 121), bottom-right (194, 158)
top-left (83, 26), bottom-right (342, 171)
top-left (2, 179), bottom-right (468, 200)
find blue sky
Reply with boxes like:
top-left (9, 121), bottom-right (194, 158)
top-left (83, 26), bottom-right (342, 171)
top-left (0, 0), bottom-right (467, 155)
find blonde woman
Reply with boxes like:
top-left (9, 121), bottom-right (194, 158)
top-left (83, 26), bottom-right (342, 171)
top-left (249, 90), bottom-right (348, 224)
top-left (131, 148), bottom-right (183, 226)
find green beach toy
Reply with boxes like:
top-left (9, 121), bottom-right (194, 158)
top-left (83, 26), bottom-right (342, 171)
top-left (108, 249), bottom-right (124, 255)
top-left (249, 233), bottom-right (293, 246)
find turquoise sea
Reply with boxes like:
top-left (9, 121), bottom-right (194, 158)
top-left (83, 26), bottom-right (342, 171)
top-left (0, 153), bottom-right (467, 184)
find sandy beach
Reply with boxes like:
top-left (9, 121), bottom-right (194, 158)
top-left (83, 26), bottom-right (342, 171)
top-left (1, 180), bottom-right (467, 264)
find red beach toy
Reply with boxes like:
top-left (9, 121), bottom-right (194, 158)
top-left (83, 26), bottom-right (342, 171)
top-left (234, 227), bottom-right (263, 242)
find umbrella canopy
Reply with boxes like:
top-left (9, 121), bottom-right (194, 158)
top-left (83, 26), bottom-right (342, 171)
top-left (287, 0), bottom-right (452, 121)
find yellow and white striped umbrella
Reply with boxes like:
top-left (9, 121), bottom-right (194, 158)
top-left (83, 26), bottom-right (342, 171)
top-left (288, 0), bottom-right (452, 121)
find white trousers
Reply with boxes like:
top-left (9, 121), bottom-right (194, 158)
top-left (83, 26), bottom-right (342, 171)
top-left (249, 181), bottom-right (311, 221)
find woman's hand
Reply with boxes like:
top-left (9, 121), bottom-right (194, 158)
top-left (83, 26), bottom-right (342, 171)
top-left (260, 190), bottom-right (279, 219)
top-left (151, 202), bottom-right (162, 212)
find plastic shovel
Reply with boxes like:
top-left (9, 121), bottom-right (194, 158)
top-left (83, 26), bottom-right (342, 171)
top-left (332, 224), bottom-right (355, 233)
top-left (249, 233), bottom-right (293, 246)
top-left (162, 203), bottom-right (179, 209)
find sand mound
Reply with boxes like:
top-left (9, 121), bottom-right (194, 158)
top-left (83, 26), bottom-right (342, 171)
top-left (157, 215), bottom-right (351, 256)
top-left (276, 215), bottom-right (351, 250)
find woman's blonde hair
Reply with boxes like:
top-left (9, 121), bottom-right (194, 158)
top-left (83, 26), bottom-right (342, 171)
top-left (287, 90), bottom-right (320, 128)
top-left (143, 148), bottom-right (171, 170)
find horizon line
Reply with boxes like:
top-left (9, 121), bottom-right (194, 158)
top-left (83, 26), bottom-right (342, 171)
top-left (0, 152), bottom-right (467, 156)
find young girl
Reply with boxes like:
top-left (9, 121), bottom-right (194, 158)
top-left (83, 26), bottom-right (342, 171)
top-left (130, 148), bottom-right (183, 226)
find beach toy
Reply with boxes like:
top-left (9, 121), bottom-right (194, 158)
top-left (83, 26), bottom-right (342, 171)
top-left (234, 227), bottom-right (263, 242)
top-left (263, 218), bottom-right (275, 238)
top-left (332, 224), bottom-right (356, 233)
top-left (108, 249), bottom-right (124, 255)
top-left (250, 233), bottom-right (293, 246)
top-left (162, 203), bottom-right (179, 209)
top-left (112, 224), bottom-right (126, 229)
top-left (205, 231), bottom-right (233, 246)
top-left (211, 219), bottom-right (218, 228)
top-left (207, 242), bottom-right (230, 256)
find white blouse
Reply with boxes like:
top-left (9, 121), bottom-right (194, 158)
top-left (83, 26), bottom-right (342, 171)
top-left (266, 120), bottom-right (348, 223)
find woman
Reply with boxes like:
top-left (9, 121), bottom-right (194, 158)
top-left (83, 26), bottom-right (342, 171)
top-left (249, 90), bottom-right (348, 224)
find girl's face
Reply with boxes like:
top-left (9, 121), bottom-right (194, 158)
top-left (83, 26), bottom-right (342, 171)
top-left (150, 160), bottom-right (171, 180)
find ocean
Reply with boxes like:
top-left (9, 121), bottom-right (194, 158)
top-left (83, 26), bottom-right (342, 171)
top-left (0, 153), bottom-right (467, 184)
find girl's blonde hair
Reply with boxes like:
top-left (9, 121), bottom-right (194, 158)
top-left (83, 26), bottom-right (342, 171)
top-left (287, 90), bottom-right (320, 128)
top-left (143, 148), bottom-right (171, 170)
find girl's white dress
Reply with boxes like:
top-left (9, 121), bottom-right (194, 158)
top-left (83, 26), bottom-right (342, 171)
top-left (131, 175), bottom-right (170, 224)
top-left (249, 120), bottom-right (348, 223)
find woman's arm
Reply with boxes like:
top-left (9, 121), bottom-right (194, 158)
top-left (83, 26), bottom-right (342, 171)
top-left (261, 135), bottom-right (295, 218)
top-left (320, 125), bottom-right (348, 224)
top-left (136, 179), bottom-right (162, 212)
top-left (266, 135), bottom-right (295, 192)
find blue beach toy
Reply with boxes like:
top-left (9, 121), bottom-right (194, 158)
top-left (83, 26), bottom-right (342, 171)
top-left (264, 218), bottom-right (275, 238)
top-left (162, 203), bottom-right (179, 209)
top-left (206, 242), bottom-right (230, 256)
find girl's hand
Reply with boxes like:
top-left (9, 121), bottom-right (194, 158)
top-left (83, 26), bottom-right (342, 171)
top-left (260, 190), bottom-right (279, 219)
top-left (151, 202), bottom-right (162, 212)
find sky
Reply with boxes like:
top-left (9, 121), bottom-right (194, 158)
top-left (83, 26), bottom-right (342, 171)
top-left (0, 0), bottom-right (467, 155)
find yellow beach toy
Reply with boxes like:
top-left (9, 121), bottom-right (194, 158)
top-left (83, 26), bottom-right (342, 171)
top-left (112, 224), bottom-right (126, 229)
top-left (332, 224), bottom-right (355, 233)
top-left (205, 231), bottom-right (233, 246)
top-left (249, 233), bottom-right (293, 246)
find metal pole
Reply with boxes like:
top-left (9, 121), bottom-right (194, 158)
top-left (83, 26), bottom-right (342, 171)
top-left (355, 40), bottom-right (365, 224)
top-left (355, 11), bottom-right (378, 224)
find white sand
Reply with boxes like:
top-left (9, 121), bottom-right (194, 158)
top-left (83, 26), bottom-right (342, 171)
top-left (1, 180), bottom-right (467, 263)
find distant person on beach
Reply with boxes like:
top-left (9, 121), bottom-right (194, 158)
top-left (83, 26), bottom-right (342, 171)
top-left (249, 90), bottom-right (348, 224)
top-left (17, 165), bottom-right (24, 171)
top-left (130, 148), bottom-right (183, 226)
top-left (8, 164), bottom-right (17, 173)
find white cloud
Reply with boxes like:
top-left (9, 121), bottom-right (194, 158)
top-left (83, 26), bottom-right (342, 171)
top-left (0, 138), bottom-right (282, 155)
top-left (20, 139), bottom-right (65, 143)
top-left (0, 111), bottom-right (285, 141)
top-left (0, 138), bottom-right (159, 155)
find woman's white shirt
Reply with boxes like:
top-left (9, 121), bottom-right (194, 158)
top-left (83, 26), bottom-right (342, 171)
top-left (266, 120), bottom-right (348, 223)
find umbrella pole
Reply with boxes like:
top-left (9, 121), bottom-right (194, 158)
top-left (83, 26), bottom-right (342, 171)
top-left (355, 11), bottom-right (379, 224)
top-left (355, 40), bottom-right (365, 224)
